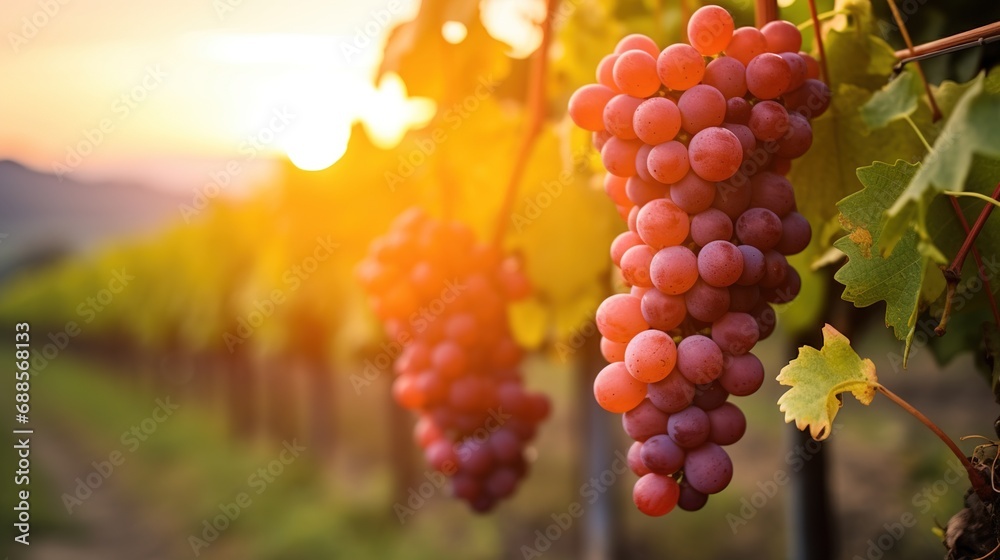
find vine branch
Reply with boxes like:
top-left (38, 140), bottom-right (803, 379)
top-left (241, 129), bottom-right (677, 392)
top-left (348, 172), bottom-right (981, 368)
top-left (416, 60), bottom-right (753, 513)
top-left (876, 384), bottom-right (993, 501)
top-left (894, 21), bottom-right (1000, 60)
top-left (938, 183), bottom-right (1000, 335)
top-left (943, 196), bottom-right (1000, 335)
top-left (806, 0), bottom-right (830, 85)
top-left (491, 0), bottom-right (557, 248)
top-left (886, 0), bottom-right (941, 121)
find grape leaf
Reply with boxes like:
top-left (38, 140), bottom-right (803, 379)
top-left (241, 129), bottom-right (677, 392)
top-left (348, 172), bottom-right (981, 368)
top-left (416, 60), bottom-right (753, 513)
top-left (860, 69), bottom-right (920, 130)
top-left (834, 160), bottom-right (948, 363)
top-left (882, 74), bottom-right (1000, 254)
top-left (777, 324), bottom-right (879, 441)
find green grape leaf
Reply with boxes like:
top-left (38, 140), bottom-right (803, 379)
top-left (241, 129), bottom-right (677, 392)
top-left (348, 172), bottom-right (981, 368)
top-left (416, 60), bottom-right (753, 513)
top-left (882, 75), bottom-right (1000, 254)
top-left (860, 69), bottom-right (920, 130)
top-left (777, 324), bottom-right (879, 441)
top-left (834, 160), bottom-right (948, 363)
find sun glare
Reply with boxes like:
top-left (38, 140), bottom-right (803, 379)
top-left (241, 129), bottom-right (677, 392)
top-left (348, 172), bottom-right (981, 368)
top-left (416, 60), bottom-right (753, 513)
top-left (360, 73), bottom-right (437, 150)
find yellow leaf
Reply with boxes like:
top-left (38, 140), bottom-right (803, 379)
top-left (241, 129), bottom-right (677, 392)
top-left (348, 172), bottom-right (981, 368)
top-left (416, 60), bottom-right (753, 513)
top-left (776, 324), bottom-right (879, 440)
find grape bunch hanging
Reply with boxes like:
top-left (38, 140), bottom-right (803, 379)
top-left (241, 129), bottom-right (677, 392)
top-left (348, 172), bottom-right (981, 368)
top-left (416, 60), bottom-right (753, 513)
top-left (358, 209), bottom-right (551, 512)
top-left (568, 5), bottom-right (829, 516)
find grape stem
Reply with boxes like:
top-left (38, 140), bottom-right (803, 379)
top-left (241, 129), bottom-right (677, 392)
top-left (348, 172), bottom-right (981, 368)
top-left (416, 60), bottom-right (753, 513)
top-left (875, 384), bottom-right (993, 501)
top-left (886, 0), bottom-right (942, 121)
top-left (938, 183), bottom-right (1000, 335)
top-left (902, 115), bottom-right (931, 153)
top-left (805, 0), bottom-right (830, 86)
top-left (754, 0), bottom-right (778, 28)
top-left (491, 0), bottom-right (556, 248)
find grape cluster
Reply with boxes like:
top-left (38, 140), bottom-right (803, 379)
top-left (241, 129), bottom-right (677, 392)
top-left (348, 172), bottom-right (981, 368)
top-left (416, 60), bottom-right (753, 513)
top-left (357, 208), bottom-right (550, 512)
top-left (568, 5), bottom-right (827, 516)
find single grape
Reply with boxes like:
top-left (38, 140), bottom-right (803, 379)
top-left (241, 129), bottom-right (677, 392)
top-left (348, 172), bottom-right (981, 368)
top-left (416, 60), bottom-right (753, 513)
top-left (736, 245), bottom-right (766, 285)
top-left (685, 279), bottom-right (731, 323)
top-left (657, 43), bottom-right (705, 91)
top-left (691, 208), bottom-right (734, 247)
top-left (718, 352), bottom-right (764, 396)
top-left (648, 371), bottom-right (696, 413)
top-left (640, 288), bottom-right (687, 331)
top-left (698, 240), bottom-right (744, 287)
top-left (683, 443), bottom-right (733, 494)
top-left (677, 480), bottom-right (709, 511)
top-left (626, 175), bottom-right (668, 206)
top-left (601, 336), bottom-right (627, 363)
top-left (687, 5), bottom-right (734, 55)
top-left (746, 52), bottom-right (791, 100)
top-left (725, 27), bottom-right (767, 65)
top-left (623, 398), bottom-right (671, 441)
top-left (594, 361), bottom-right (648, 413)
top-left (678, 84), bottom-right (727, 134)
top-left (433, 340), bottom-right (468, 378)
top-left (637, 198), bottom-right (690, 249)
top-left (633, 97), bottom-right (682, 145)
top-left (615, 33), bottom-right (660, 58)
top-left (763, 265), bottom-right (801, 303)
top-left (761, 20), bottom-right (802, 53)
top-left (667, 405), bottom-right (711, 448)
top-left (692, 381), bottom-right (729, 411)
top-left (602, 137), bottom-right (644, 177)
top-left (650, 246), bottom-right (699, 295)
top-left (748, 100), bottom-right (790, 142)
top-left (633, 473), bottom-right (681, 516)
top-left (751, 301), bottom-right (777, 340)
top-left (736, 207), bottom-right (783, 251)
top-left (775, 111), bottom-right (813, 159)
top-left (759, 250), bottom-right (789, 289)
top-left (676, 335), bottom-right (724, 385)
top-left (750, 172), bottom-right (796, 217)
top-left (628, 441), bottom-right (652, 476)
top-left (613, 50), bottom-right (661, 98)
top-left (620, 244), bottom-right (655, 287)
top-left (689, 127), bottom-right (743, 182)
top-left (647, 141), bottom-right (691, 184)
top-left (596, 293), bottom-right (649, 343)
top-left (604, 174), bottom-right (630, 206)
top-left (775, 212), bottom-right (812, 255)
top-left (641, 434), bottom-right (686, 475)
top-left (712, 178), bottom-right (752, 220)
top-left (703, 57), bottom-right (747, 99)
top-left (610, 230), bottom-right (642, 267)
top-left (486, 468), bottom-right (520, 499)
top-left (669, 171), bottom-right (717, 214)
top-left (568, 84), bottom-right (616, 131)
top-left (597, 54), bottom-right (620, 91)
top-left (726, 97), bottom-right (751, 124)
top-left (800, 52), bottom-right (820, 80)
top-left (707, 402), bottom-right (746, 445)
top-left (711, 312), bottom-right (759, 356)
top-left (603, 94), bottom-right (644, 139)
top-left (625, 329), bottom-right (678, 383)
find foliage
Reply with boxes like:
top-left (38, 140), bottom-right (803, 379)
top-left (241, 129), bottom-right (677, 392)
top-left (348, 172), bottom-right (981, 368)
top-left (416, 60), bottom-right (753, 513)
top-left (777, 324), bottom-right (878, 440)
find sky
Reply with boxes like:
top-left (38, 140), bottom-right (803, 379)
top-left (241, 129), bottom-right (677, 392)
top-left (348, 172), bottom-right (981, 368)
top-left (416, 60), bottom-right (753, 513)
top-left (0, 0), bottom-right (446, 190)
